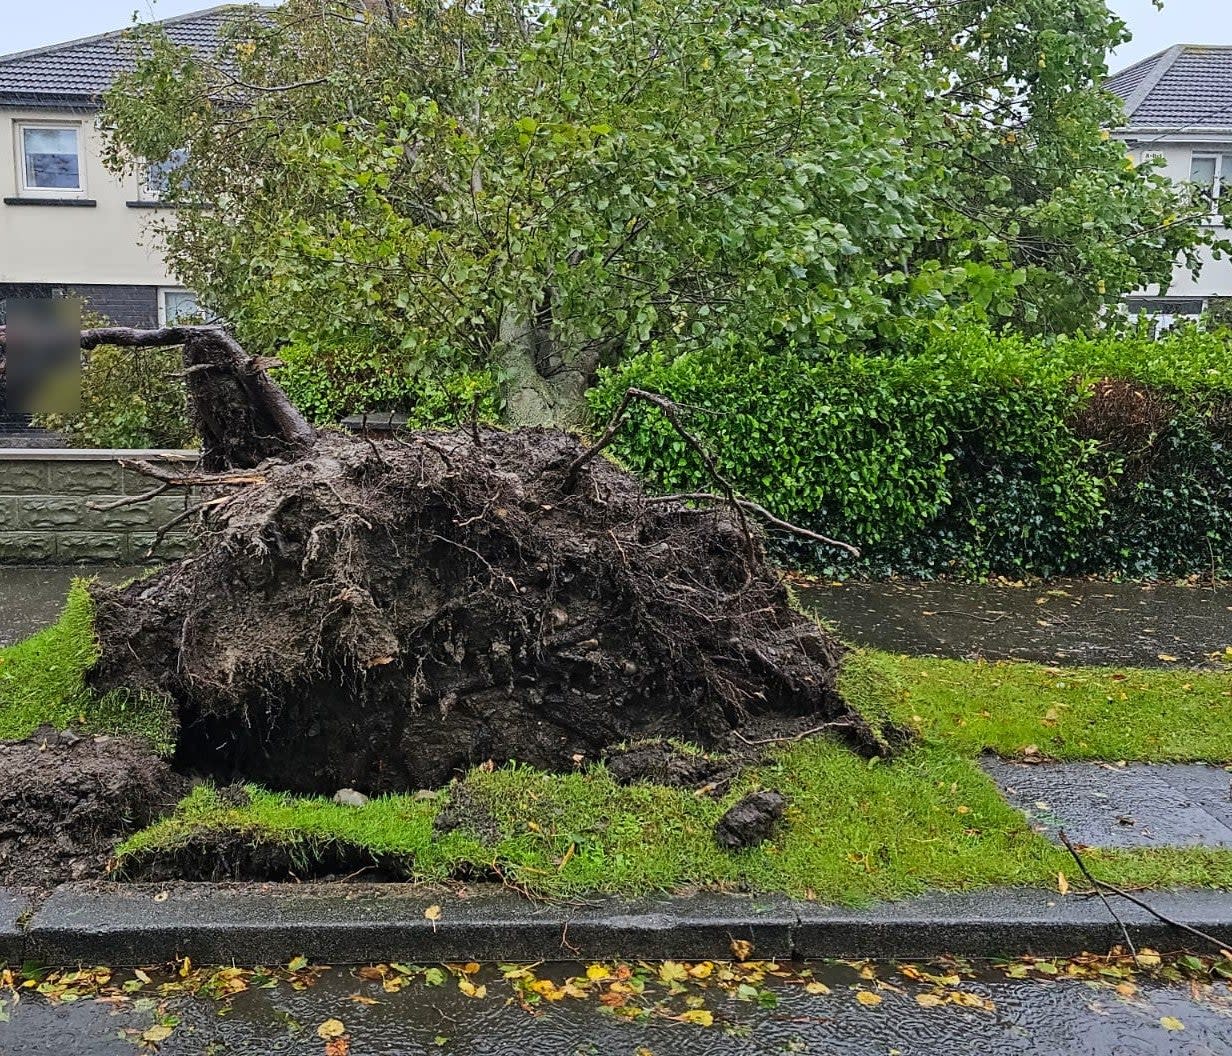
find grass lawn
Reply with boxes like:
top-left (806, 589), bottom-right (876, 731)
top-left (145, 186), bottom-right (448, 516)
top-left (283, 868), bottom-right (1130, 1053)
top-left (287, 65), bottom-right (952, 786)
top-left (5, 581), bottom-right (1232, 902)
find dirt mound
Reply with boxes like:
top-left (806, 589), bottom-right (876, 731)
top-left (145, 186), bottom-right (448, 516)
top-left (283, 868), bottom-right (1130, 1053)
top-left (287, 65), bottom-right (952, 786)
top-left (0, 729), bottom-right (187, 891)
top-left (88, 424), bottom-right (892, 796)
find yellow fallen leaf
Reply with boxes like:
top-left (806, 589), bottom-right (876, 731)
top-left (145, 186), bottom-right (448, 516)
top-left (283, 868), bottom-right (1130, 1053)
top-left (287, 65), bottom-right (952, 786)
top-left (178, 957), bottom-right (191, 978)
top-left (804, 981), bottom-right (831, 995)
top-left (1160, 1016), bottom-right (1184, 1031)
top-left (689, 962), bottom-right (713, 979)
top-left (855, 989), bottom-right (882, 1007)
top-left (317, 1019), bottom-right (347, 1040)
top-left (679, 1009), bottom-right (714, 1026)
top-left (458, 978), bottom-right (487, 999)
top-left (1157, 653), bottom-right (1179, 663)
top-left (729, 939), bottom-right (754, 961)
top-left (424, 905), bottom-right (442, 922)
top-left (142, 1025), bottom-right (174, 1044)
top-left (349, 994), bottom-right (379, 1005)
top-left (1057, 871), bottom-right (1069, 896)
top-left (1135, 949), bottom-right (1161, 968)
top-left (659, 961), bottom-right (689, 983)
top-left (133, 969), bottom-right (152, 985)
top-left (586, 964), bottom-right (610, 981)
top-left (916, 993), bottom-right (945, 1008)
top-left (287, 955), bottom-right (308, 973)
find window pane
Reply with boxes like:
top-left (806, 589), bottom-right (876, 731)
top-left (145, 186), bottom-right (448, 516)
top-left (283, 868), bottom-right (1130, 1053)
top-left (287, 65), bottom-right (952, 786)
top-left (145, 148), bottom-right (189, 199)
top-left (1191, 155), bottom-right (1218, 195)
top-left (163, 291), bottom-right (201, 324)
top-left (23, 127), bottom-right (80, 189)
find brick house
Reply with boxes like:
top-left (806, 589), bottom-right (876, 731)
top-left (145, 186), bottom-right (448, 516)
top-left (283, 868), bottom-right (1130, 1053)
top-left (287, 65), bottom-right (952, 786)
top-left (0, 5), bottom-right (259, 328)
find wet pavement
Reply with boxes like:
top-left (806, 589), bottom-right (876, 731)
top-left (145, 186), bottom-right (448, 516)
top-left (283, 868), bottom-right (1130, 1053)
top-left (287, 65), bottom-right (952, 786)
top-left (799, 579), bottom-right (1232, 668)
top-left (0, 566), bottom-right (145, 647)
top-left (984, 759), bottom-right (1232, 849)
top-left (2, 961), bottom-right (1231, 1056)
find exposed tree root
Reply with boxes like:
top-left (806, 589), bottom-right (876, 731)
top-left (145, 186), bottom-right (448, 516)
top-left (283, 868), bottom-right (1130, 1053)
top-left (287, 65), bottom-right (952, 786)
top-left (83, 328), bottom-right (903, 795)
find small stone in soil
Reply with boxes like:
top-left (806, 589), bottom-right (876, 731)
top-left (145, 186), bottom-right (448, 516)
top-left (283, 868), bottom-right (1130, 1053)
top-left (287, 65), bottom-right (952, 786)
top-left (333, 788), bottom-right (370, 807)
top-left (714, 790), bottom-right (787, 850)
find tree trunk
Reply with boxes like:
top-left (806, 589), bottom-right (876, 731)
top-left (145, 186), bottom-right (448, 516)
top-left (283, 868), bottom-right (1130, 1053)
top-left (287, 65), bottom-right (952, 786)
top-left (497, 304), bottom-right (593, 428)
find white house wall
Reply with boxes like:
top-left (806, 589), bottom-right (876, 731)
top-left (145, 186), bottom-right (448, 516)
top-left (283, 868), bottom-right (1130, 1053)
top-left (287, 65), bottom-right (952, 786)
top-left (0, 106), bottom-right (178, 287)
top-left (1131, 140), bottom-right (1232, 300)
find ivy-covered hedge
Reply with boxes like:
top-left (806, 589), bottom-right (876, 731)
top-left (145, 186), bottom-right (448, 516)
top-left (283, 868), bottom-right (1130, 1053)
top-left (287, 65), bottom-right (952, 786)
top-left (589, 328), bottom-right (1232, 578)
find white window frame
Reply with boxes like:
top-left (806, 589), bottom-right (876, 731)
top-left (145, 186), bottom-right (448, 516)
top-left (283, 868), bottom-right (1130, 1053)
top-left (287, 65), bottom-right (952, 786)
top-left (1190, 152), bottom-right (1232, 222)
top-left (14, 120), bottom-right (87, 199)
top-left (158, 287), bottom-right (202, 326)
top-left (140, 149), bottom-right (189, 202)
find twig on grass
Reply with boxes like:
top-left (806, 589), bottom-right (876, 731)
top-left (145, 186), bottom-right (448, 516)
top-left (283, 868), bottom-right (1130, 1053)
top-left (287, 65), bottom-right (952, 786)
top-left (1060, 830), bottom-right (1231, 954)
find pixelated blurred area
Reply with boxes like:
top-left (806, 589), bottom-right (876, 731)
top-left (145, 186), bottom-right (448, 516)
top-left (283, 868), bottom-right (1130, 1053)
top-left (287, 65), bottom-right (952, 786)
top-left (2, 299), bottom-right (82, 415)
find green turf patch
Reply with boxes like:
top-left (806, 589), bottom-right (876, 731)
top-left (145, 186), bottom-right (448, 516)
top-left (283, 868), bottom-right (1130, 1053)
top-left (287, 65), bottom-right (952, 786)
top-left (884, 653), bottom-right (1232, 763)
top-left (0, 581), bottom-right (176, 753)
top-left (8, 593), bottom-right (1231, 901)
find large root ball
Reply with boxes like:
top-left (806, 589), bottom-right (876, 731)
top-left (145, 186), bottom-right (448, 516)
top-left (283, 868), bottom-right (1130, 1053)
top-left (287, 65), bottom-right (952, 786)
top-left (89, 427), bottom-right (887, 794)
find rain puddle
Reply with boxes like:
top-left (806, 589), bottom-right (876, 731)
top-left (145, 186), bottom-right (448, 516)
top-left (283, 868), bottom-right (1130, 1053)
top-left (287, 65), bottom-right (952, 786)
top-left (798, 578), bottom-right (1232, 668)
top-left (2, 958), bottom-right (1230, 1055)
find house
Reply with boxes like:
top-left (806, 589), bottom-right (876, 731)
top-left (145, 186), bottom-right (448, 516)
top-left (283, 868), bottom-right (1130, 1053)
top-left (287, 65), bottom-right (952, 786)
top-left (0, 5), bottom-right (259, 329)
top-left (1109, 44), bottom-right (1232, 325)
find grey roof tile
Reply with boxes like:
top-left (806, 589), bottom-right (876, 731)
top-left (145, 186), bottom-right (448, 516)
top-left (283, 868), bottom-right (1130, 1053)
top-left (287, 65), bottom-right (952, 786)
top-left (1109, 44), bottom-right (1232, 129)
top-left (0, 5), bottom-right (266, 105)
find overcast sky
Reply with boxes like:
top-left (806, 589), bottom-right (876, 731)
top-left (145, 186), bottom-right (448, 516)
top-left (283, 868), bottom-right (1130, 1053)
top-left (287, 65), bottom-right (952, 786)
top-left (1, 0), bottom-right (1227, 70)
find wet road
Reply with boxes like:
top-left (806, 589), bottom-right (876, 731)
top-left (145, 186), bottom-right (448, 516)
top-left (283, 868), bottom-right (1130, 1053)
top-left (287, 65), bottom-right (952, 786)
top-left (799, 579), bottom-right (1232, 668)
top-left (0, 566), bottom-right (145, 647)
top-left (2, 961), bottom-right (1230, 1056)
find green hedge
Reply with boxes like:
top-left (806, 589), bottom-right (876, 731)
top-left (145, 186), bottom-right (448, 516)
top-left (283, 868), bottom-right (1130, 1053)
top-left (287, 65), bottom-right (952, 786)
top-left (589, 328), bottom-right (1232, 578)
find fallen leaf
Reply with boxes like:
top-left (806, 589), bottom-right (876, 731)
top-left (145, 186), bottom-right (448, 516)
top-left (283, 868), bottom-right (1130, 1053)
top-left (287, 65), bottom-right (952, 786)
top-left (458, 978), bottom-right (487, 999)
top-left (348, 994), bottom-right (379, 1006)
top-left (729, 939), bottom-right (754, 962)
top-left (287, 956), bottom-right (309, 973)
top-left (855, 989), bottom-right (882, 1007)
top-left (178, 957), bottom-right (191, 978)
top-left (1157, 654), bottom-right (1179, 663)
top-left (678, 1009), bottom-right (714, 1026)
top-left (142, 1025), bottom-right (174, 1044)
top-left (133, 969), bottom-right (152, 985)
top-left (1160, 1016), bottom-right (1185, 1031)
top-left (916, 993), bottom-right (945, 1008)
top-left (1135, 949), bottom-right (1162, 968)
top-left (317, 1019), bottom-right (347, 1040)
top-left (659, 962), bottom-right (689, 984)
top-left (1057, 872), bottom-right (1069, 896)
top-left (804, 981), bottom-right (831, 995)
top-left (325, 1039), bottom-right (351, 1056)
top-left (425, 905), bottom-right (442, 922)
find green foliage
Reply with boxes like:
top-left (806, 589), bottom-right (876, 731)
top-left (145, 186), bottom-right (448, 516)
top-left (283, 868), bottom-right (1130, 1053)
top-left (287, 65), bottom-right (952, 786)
top-left (591, 327), bottom-right (1232, 578)
top-left (0, 581), bottom-right (176, 752)
top-left (37, 342), bottom-right (194, 449)
top-left (116, 646), bottom-right (1232, 900)
top-left (100, 0), bottom-right (1210, 423)
top-left (271, 341), bottom-right (499, 426)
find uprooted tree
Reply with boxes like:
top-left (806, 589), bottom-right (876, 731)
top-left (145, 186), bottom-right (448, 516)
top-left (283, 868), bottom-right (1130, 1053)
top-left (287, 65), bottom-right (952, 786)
top-left (20, 327), bottom-right (905, 794)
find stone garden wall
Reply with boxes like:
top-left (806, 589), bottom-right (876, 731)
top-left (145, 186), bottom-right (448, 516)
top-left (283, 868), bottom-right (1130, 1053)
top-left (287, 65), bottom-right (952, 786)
top-left (0, 450), bottom-right (199, 563)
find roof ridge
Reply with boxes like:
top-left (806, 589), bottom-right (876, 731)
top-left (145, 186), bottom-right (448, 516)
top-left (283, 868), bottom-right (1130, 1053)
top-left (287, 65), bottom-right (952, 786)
top-left (0, 4), bottom-right (260, 68)
top-left (1119, 44), bottom-right (1185, 122)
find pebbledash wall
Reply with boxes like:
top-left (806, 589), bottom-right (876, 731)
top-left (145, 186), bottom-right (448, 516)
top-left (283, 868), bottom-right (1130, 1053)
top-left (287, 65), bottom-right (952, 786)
top-left (0, 449), bottom-right (198, 563)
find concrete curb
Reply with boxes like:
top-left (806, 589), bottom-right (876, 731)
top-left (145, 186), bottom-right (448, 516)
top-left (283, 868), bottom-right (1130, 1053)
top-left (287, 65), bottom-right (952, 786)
top-left (0, 888), bottom-right (31, 964)
top-left (5, 883), bottom-right (1232, 966)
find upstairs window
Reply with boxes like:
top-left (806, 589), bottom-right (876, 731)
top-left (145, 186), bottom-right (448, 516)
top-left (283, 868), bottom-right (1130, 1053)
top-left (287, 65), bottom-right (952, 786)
top-left (142, 148), bottom-right (190, 201)
top-left (16, 122), bottom-right (85, 196)
top-left (1190, 153), bottom-right (1232, 213)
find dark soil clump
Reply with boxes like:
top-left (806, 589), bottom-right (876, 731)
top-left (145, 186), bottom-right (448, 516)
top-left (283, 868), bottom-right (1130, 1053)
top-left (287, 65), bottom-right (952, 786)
top-left (89, 425), bottom-right (894, 796)
top-left (714, 790), bottom-right (787, 850)
top-left (604, 742), bottom-right (739, 792)
top-left (433, 785), bottom-right (504, 843)
top-left (0, 729), bottom-right (187, 891)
